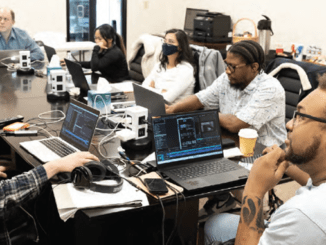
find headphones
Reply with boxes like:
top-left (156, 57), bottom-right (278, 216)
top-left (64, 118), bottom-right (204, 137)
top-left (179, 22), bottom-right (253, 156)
top-left (71, 160), bottom-right (123, 193)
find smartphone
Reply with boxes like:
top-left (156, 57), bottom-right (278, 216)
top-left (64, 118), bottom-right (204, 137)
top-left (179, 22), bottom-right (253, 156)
top-left (144, 178), bottom-right (168, 195)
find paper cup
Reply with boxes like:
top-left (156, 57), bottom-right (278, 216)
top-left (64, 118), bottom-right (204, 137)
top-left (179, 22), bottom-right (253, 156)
top-left (238, 128), bottom-right (258, 157)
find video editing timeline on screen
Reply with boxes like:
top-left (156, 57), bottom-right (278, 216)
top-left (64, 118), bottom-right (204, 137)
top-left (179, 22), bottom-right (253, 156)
top-left (154, 112), bottom-right (223, 164)
top-left (61, 104), bottom-right (98, 148)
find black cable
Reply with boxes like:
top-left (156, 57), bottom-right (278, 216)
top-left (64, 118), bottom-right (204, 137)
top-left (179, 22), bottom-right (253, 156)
top-left (156, 194), bottom-right (165, 245)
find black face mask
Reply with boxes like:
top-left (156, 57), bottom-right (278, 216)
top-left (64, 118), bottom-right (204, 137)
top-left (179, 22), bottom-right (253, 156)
top-left (162, 43), bottom-right (179, 56)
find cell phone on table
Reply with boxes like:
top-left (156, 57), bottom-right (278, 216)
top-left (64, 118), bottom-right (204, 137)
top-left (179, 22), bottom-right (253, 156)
top-left (144, 178), bottom-right (168, 195)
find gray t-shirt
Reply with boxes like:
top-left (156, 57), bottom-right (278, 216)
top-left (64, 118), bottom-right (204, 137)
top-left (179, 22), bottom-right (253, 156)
top-left (259, 178), bottom-right (326, 244)
top-left (196, 72), bottom-right (287, 146)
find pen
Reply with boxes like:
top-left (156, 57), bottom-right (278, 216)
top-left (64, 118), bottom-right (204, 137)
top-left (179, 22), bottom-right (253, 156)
top-left (118, 151), bottom-right (147, 174)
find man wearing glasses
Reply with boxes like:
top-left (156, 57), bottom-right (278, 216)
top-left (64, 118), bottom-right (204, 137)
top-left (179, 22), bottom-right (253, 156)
top-left (0, 7), bottom-right (44, 61)
top-left (166, 40), bottom-right (286, 147)
top-left (205, 74), bottom-right (326, 245)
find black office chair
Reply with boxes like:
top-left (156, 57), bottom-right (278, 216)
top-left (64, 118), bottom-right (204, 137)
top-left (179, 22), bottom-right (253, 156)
top-left (129, 44), bottom-right (145, 83)
top-left (266, 58), bottom-right (326, 123)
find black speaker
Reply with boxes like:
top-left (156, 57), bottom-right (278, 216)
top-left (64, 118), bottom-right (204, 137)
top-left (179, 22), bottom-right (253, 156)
top-left (71, 160), bottom-right (123, 193)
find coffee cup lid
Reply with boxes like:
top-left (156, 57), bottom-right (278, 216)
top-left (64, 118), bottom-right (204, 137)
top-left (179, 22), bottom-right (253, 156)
top-left (238, 128), bottom-right (258, 138)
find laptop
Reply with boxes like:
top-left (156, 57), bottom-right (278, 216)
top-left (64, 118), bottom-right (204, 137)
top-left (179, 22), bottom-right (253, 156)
top-left (44, 45), bottom-right (57, 63)
top-left (184, 8), bottom-right (208, 37)
top-left (20, 99), bottom-right (100, 163)
top-left (151, 109), bottom-right (249, 191)
top-left (132, 83), bottom-right (166, 124)
top-left (0, 50), bottom-right (22, 68)
top-left (64, 58), bottom-right (98, 96)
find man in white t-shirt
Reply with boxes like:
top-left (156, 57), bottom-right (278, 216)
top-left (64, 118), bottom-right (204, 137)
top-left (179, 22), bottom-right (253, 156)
top-left (204, 73), bottom-right (326, 245)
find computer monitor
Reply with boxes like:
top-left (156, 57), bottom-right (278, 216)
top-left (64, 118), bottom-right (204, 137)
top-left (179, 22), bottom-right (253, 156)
top-left (184, 8), bottom-right (208, 36)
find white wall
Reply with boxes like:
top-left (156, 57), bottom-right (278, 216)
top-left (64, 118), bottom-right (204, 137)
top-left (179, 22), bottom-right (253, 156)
top-left (4, 1), bottom-right (326, 61)
top-left (4, 0), bottom-right (66, 39)
top-left (127, 0), bottom-right (326, 60)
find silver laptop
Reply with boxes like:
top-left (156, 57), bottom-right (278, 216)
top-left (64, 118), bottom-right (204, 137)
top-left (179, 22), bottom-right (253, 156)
top-left (20, 99), bottom-right (100, 163)
top-left (0, 50), bottom-right (22, 68)
top-left (132, 83), bottom-right (166, 124)
top-left (152, 109), bottom-right (249, 191)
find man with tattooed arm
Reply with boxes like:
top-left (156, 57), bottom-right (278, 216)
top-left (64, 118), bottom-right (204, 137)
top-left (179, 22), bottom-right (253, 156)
top-left (205, 73), bottom-right (326, 244)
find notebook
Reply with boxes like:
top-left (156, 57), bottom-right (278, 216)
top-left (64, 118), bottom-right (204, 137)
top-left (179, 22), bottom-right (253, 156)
top-left (151, 109), bottom-right (249, 191)
top-left (20, 99), bottom-right (100, 163)
top-left (0, 50), bottom-right (22, 68)
top-left (132, 83), bottom-right (166, 124)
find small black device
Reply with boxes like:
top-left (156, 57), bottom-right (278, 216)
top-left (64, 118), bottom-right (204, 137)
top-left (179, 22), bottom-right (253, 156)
top-left (0, 115), bottom-right (24, 129)
top-left (144, 178), bottom-right (168, 195)
top-left (71, 160), bottom-right (123, 193)
top-left (222, 138), bottom-right (236, 148)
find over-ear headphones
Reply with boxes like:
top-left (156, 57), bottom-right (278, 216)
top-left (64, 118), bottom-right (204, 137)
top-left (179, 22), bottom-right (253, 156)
top-left (71, 160), bottom-right (123, 193)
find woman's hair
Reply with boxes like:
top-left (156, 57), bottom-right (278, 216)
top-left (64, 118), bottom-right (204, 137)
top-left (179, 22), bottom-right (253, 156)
top-left (95, 24), bottom-right (126, 57)
top-left (228, 40), bottom-right (265, 71)
top-left (159, 29), bottom-right (194, 70)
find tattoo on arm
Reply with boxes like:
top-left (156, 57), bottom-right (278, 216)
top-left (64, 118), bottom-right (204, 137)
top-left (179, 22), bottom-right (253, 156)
top-left (240, 195), bottom-right (265, 234)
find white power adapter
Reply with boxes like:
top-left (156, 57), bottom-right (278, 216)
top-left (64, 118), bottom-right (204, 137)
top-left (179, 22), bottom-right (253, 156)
top-left (116, 129), bottom-right (136, 142)
top-left (125, 106), bottom-right (148, 140)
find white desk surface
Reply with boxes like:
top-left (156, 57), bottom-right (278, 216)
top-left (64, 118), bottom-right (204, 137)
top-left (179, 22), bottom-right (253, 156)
top-left (53, 41), bottom-right (96, 52)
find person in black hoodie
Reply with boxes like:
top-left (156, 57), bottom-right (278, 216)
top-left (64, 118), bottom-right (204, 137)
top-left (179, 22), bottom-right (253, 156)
top-left (80, 24), bottom-right (130, 83)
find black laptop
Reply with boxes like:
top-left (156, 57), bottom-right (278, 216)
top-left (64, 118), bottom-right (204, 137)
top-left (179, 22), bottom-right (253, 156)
top-left (151, 109), bottom-right (249, 191)
top-left (132, 83), bottom-right (166, 124)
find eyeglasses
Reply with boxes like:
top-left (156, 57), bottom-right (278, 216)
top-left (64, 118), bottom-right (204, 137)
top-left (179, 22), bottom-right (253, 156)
top-left (224, 61), bottom-right (247, 73)
top-left (292, 110), bottom-right (326, 126)
top-left (0, 17), bottom-right (11, 22)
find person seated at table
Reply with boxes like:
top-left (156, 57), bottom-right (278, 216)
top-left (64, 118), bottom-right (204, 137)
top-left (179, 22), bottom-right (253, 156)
top-left (166, 40), bottom-right (286, 147)
top-left (204, 73), bottom-right (326, 245)
top-left (166, 40), bottom-right (287, 219)
top-left (142, 29), bottom-right (195, 104)
top-left (0, 151), bottom-right (99, 245)
top-left (79, 23), bottom-right (130, 83)
top-left (0, 7), bottom-right (44, 61)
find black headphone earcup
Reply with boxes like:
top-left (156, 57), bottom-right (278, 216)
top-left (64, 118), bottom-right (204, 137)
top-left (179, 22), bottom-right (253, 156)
top-left (71, 166), bottom-right (93, 189)
top-left (84, 161), bottom-right (107, 181)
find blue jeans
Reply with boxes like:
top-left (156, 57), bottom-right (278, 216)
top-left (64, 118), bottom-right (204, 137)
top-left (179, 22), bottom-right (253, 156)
top-left (204, 213), bottom-right (240, 245)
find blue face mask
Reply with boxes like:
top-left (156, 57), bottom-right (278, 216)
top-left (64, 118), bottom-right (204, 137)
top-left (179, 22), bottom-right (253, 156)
top-left (162, 43), bottom-right (179, 56)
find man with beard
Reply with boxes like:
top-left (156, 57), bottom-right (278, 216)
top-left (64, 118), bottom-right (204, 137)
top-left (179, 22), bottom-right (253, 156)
top-left (204, 74), bottom-right (326, 244)
top-left (166, 40), bottom-right (286, 147)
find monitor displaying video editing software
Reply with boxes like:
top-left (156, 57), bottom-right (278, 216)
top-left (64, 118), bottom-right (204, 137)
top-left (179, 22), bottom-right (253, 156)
top-left (152, 110), bottom-right (223, 165)
top-left (60, 102), bottom-right (99, 150)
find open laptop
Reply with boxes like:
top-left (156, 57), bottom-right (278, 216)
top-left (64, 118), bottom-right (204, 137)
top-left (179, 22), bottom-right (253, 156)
top-left (0, 50), bottom-right (22, 68)
top-left (184, 8), bottom-right (208, 37)
top-left (64, 58), bottom-right (98, 96)
top-left (151, 109), bottom-right (249, 191)
top-left (132, 83), bottom-right (166, 124)
top-left (20, 99), bottom-right (100, 163)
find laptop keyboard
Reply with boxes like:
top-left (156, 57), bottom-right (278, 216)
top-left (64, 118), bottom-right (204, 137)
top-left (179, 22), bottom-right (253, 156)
top-left (40, 138), bottom-right (77, 158)
top-left (169, 159), bottom-right (239, 180)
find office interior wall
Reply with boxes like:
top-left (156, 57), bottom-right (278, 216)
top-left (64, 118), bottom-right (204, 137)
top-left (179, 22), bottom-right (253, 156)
top-left (127, 0), bottom-right (325, 60)
top-left (4, 0), bottom-right (66, 41)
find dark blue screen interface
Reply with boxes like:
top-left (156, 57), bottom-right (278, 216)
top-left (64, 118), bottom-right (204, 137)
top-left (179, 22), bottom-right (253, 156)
top-left (153, 110), bottom-right (223, 165)
top-left (61, 103), bottom-right (98, 149)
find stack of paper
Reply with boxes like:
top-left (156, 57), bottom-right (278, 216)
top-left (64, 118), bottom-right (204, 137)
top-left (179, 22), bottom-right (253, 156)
top-left (53, 180), bottom-right (149, 222)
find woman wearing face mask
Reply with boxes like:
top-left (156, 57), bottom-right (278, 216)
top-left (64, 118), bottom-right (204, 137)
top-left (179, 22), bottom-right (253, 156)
top-left (142, 29), bottom-right (195, 104)
top-left (79, 24), bottom-right (130, 83)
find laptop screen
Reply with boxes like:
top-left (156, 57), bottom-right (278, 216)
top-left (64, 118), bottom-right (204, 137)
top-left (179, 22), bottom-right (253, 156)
top-left (184, 8), bottom-right (208, 33)
top-left (152, 110), bottom-right (223, 166)
top-left (60, 99), bottom-right (100, 151)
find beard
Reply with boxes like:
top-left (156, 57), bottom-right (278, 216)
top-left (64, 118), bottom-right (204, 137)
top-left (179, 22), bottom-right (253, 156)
top-left (229, 81), bottom-right (245, 90)
top-left (285, 135), bottom-right (321, 165)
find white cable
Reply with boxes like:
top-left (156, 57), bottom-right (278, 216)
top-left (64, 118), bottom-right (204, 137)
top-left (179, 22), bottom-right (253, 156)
top-left (94, 94), bottom-right (109, 120)
top-left (38, 110), bottom-right (66, 121)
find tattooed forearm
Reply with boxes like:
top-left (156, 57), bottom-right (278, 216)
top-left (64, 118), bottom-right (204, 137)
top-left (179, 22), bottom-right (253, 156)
top-left (239, 195), bottom-right (264, 233)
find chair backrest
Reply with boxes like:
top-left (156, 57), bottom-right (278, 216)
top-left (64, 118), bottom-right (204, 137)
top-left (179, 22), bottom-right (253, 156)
top-left (266, 58), bottom-right (326, 123)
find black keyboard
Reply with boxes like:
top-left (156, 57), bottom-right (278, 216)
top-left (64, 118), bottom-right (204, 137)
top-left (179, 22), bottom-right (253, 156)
top-left (240, 154), bottom-right (263, 164)
top-left (40, 138), bottom-right (77, 157)
top-left (169, 159), bottom-right (239, 180)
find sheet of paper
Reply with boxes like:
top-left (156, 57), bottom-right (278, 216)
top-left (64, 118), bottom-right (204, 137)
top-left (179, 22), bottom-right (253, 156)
top-left (223, 147), bottom-right (243, 158)
top-left (53, 180), bottom-right (149, 221)
top-left (110, 81), bottom-right (134, 92)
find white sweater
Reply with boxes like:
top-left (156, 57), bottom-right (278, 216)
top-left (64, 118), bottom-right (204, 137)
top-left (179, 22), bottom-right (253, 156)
top-left (142, 61), bottom-right (195, 103)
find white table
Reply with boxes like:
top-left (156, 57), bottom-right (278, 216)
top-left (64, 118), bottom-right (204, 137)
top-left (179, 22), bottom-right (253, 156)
top-left (53, 41), bottom-right (96, 61)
